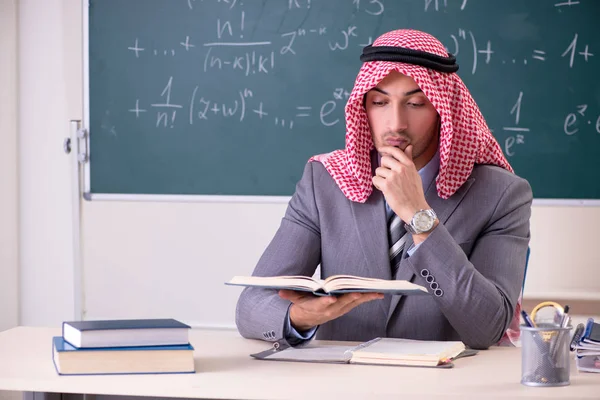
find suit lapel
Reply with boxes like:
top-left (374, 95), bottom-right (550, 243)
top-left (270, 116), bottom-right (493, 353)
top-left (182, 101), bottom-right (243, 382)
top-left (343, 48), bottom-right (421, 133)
top-left (349, 189), bottom-right (390, 280)
top-left (425, 176), bottom-right (476, 228)
top-left (385, 174), bottom-right (477, 325)
top-left (350, 150), bottom-right (391, 281)
top-left (349, 151), bottom-right (392, 316)
top-left (350, 188), bottom-right (392, 317)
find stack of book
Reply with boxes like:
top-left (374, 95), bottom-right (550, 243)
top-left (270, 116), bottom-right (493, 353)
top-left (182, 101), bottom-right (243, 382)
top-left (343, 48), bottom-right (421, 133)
top-left (572, 318), bottom-right (600, 373)
top-left (52, 318), bottom-right (195, 375)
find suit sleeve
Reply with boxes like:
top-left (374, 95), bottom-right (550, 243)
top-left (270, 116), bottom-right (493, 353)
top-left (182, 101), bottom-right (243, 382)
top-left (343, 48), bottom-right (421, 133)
top-left (235, 162), bottom-right (322, 343)
top-left (406, 177), bottom-right (532, 349)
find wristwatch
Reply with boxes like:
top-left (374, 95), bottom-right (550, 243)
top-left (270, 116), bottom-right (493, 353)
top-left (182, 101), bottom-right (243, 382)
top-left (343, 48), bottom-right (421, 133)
top-left (405, 209), bottom-right (438, 235)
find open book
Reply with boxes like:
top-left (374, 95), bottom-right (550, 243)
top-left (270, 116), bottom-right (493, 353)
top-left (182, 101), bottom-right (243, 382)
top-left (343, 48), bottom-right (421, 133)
top-left (226, 275), bottom-right (428, 296)
top-left (349, 337), bottom-right (467, 367)
top-left (251, 337), bottom-right (473, 368)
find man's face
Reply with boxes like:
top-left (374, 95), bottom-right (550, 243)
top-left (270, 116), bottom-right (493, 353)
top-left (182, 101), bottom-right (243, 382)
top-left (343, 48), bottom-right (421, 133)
top-left (365, 71), bottom-right (439, 169)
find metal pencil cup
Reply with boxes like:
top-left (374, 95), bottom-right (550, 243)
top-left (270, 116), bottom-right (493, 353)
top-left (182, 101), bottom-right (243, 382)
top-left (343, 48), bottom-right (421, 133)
top-left (521, 324), bottom-right (572, 387)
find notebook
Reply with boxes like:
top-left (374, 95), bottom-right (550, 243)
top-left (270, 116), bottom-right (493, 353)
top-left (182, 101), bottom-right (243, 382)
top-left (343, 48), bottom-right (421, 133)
top-left (573, 318), bottom-right (600, 373)
top-left (251, 337), bottom-right (474, 368)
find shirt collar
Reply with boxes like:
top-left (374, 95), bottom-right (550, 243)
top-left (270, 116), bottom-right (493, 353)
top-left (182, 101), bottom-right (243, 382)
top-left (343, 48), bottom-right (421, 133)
top-left (418, 148), bottom-right (440, 192)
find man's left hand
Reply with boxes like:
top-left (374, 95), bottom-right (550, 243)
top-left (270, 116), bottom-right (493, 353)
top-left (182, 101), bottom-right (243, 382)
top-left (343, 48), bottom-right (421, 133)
top-left (372, 145), bottom-right (430, 224)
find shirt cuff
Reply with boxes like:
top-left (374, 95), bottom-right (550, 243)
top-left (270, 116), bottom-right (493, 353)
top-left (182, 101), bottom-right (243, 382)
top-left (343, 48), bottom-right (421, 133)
top-left (407, 242), bottom-right (423, 257)
top-left (283, 305), bottom-right (318, 346)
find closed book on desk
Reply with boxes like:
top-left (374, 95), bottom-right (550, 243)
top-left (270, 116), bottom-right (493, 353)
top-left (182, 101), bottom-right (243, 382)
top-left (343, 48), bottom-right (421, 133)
top-left (582, 318), bottom-right (600, 345)
top-left (62, 318), bottom-right (190, 348)
top-left (226, 275), bottom-right (428, 296)
top-left (52, 337), bottom-right (195, 375)
top-left (252, 337), bottom-right (471, 368)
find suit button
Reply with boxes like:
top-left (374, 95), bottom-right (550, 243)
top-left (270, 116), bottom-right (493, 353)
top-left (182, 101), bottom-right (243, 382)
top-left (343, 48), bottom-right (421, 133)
top-left (420, 269), bottom-right (430, 277)
top-left (430, 281), bottom-right (439, 290)
top-left (425, 275), bottom-right (435, 283)
top-left (434, 288), bottom-right (444, 297)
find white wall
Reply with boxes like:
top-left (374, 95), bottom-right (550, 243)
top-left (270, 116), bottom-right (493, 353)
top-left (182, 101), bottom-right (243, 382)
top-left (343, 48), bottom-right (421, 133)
top-left (0, 0), bottom-right (19, 332)
top-left (527, 206), bottom-right (600, 300)
top-left (16, 0), bottom-right (600, 328)
top-left (18, 0), bottom-right (80, 326)
top-left (82, 200), bottom-right (286, 327)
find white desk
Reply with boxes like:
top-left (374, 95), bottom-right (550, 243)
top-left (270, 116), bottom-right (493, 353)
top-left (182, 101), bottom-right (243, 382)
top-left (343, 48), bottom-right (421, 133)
top-left (0, 327), bottom-right (598, 399)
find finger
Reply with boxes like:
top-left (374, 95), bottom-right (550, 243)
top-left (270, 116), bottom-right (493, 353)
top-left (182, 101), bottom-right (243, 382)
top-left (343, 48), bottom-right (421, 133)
top-left (338, 293), bottom-right (384, 315)
top-left (363, 292), bottom-right (385, 302)
top-left (372, 175), bottom-right (385, 191)
top-left (337, 294), bottom-right (375, 315)
top-left (321, 295), bottom-right (339, 306)
top-left (404, 144), bottom-right (413, 160)
top-left (377, 145), bottom-right (401, 158)
top-left (278, 290), bottom-right (312, 303)
top-left (304, 293), bottom-right (339, 308)
top-left (374, 166), bottom-right (393, 179)
top-left (330, 292), bottom-right (363, 310)
top-left (380, 155), bottom-right (405, 173)
top-left (379, 146), bottom-right (412, 165)
top-left (348, 292), bottom-right (384, 305)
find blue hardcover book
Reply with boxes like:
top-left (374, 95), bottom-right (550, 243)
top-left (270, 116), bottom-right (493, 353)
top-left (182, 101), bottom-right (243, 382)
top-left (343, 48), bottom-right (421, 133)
top-left (62, 318), bottom-right (191, 348)
top-left (52, 337), bottom-right (195, 375)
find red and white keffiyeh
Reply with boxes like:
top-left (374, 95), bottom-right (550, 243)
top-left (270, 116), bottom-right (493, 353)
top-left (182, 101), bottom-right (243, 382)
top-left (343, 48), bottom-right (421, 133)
top-left (310, 29), bottom-right (520, 345)
top-left (310, 28), bottom-right (512, 201)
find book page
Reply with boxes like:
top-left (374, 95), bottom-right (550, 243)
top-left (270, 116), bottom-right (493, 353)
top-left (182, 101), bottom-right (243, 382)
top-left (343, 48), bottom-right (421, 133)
top-left (322, 275), bottom-right (427, 293)
top-left (227, 275), bottom-right (323, 292)
top-left (351, 337), bottom-right (465, 362)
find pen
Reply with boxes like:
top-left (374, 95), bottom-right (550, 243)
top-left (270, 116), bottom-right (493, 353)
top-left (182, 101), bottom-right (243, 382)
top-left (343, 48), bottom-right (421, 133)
top-left (550, 305), bottom-right (570, 359)
top-left (560, 305), bottom-right (570, 328)
top-left (521, 309), bottom-right (535, 328)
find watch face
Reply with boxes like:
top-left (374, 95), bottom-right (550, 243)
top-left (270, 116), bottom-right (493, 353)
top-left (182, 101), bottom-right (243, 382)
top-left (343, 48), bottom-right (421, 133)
top-left (414, 211), bottom-right (435, 232)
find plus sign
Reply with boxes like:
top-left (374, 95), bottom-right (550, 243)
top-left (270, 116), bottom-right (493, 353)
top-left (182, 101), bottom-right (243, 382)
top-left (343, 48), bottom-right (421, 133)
top-left (252, 102), bottom-right (268, 119)
top-left (128, 99), bottom-right (147, 118)
top-left (579, 44), bottom-right (594, 62)
top-left (211, 104), bottom-right (220, 114)
top-left (478, 41), bottom-right (494, 64)
top-left (127, 39), bottom-right (145, 58)
top-left (180, 36), bottom-right (195, 51)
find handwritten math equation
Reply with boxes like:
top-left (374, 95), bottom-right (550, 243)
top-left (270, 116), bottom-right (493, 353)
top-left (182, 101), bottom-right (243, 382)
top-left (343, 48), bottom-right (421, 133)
top-left (129, 0), bottom-right (593, 75)
top-left (128, 77), bottom-right (346, 131)
top-left (119, 0), bottom-right (594, 158)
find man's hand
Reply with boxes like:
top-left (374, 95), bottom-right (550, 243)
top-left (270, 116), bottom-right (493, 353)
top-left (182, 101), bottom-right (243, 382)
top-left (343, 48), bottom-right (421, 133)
top-left (372, 145), bottom-right (430, 224)
top-left (278, 290), bottom-right (384, 332)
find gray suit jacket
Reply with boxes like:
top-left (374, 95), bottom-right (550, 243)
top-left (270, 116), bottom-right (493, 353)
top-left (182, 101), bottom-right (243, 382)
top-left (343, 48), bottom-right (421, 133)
top-left (236, 158), bottom-right (532, 349)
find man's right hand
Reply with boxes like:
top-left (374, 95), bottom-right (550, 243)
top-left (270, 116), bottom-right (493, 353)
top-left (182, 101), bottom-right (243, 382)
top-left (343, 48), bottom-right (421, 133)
top-left (278, 290), bottom-right (384, 331)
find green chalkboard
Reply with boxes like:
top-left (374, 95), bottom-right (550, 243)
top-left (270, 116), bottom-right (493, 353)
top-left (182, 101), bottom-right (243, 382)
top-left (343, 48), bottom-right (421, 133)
top-left (87, 0), bottom-right (600, 199)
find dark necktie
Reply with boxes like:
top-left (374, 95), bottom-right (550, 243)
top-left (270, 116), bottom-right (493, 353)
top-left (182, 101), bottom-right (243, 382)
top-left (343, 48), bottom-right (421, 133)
top-left (388, 212), bottom-right (408, 277)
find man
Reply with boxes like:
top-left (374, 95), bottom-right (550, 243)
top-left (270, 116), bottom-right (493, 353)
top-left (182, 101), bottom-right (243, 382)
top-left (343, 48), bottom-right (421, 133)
top-left (235, 29), bottom-right (532, 350)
